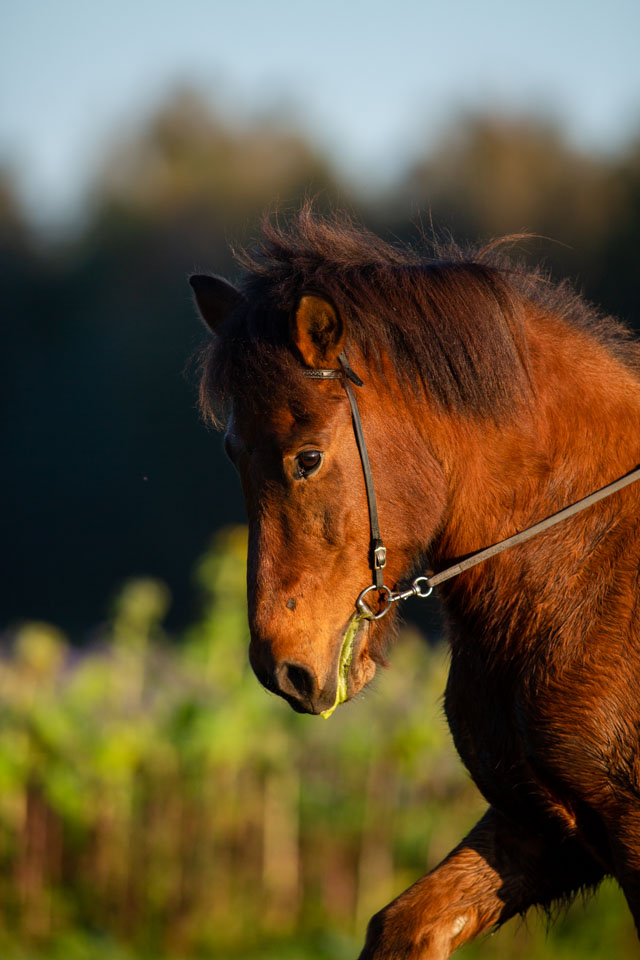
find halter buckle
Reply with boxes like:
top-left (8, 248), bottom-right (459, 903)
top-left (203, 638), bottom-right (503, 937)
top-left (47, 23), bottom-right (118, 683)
top-left (373, 543), bottom-right (387, 569)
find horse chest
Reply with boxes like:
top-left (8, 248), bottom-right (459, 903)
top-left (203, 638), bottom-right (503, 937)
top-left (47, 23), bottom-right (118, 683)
top-left (444, 632), bottom-right (640, 845)
top-left (443, 648), bottom-right (559, 822)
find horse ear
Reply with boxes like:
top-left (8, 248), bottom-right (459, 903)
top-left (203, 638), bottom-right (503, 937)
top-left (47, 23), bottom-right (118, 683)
top-left (292, 294), bottom-right (345, 368)
top-left (189, 274), bottom-right (244, 333)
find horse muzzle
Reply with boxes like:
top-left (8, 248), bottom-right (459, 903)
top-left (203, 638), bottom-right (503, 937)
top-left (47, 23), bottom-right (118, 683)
top-left (248, 619), bottom-right (374, 716)
top-left (249, 646), bottom-right (338, 714)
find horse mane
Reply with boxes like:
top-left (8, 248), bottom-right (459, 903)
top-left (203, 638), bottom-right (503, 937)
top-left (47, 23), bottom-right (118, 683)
top-left (199, 205), bottom-right (640, 426)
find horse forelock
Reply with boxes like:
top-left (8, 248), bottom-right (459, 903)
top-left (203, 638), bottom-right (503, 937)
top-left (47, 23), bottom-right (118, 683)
top-left (199, 297), bottom-right (343, 432)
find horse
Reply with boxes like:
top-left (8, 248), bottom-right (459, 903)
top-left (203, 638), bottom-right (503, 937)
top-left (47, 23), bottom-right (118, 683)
top-left (190, 207), bottom-right (640, 959)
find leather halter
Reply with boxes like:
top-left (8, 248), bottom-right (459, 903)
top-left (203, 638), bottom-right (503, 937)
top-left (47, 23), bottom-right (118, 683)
top-left (304, 352), bottom-right (640, 620)
top-left (304, 351), bottom-right (387, 592)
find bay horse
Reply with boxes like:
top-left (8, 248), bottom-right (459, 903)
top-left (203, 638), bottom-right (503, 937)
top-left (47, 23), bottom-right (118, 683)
top-left (190, 208), bottom-right (640, 959)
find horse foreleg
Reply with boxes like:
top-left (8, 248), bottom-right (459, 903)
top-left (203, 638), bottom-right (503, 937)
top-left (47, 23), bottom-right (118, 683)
top-left (358, 806), bottom-right (604, 960)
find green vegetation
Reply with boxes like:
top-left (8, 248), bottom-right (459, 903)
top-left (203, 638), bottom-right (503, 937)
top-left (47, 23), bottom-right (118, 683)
top-left (0, 529), bottom-right (636, 959)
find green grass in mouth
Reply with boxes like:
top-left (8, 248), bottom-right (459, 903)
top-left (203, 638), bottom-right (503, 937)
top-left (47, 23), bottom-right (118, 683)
top-left (320, 613), bottom-right (365, 719)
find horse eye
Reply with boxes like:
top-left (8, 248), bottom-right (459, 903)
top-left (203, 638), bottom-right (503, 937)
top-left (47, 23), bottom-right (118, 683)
top-left (295, 450), bottom-right (323, 478)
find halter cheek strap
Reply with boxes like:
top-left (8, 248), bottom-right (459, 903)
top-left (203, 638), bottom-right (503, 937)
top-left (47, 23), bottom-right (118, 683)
top-left (303, 351), bottom-right (387, 592)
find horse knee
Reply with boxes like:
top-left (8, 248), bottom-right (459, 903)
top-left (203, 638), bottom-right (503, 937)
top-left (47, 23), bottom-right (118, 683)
top-left (359, 899), bottom-right (472, 960)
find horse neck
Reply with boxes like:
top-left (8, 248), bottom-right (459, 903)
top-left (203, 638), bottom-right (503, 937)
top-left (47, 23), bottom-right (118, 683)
top-left (414, 311), bottom-right (640, 640)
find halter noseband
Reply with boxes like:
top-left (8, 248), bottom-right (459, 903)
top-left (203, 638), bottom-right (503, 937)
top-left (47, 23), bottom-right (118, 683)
top-left (304, 352), bottom-right (640, 621)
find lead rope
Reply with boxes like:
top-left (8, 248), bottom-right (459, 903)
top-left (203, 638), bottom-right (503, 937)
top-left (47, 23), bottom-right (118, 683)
top-left (304, 355), bottom-right (640, 621)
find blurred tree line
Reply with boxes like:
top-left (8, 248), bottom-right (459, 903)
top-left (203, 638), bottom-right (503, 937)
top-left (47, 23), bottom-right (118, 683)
top-left (2, 88), bottom-right (640, 635)
top-left (0, 529), bottom-right (635, 960)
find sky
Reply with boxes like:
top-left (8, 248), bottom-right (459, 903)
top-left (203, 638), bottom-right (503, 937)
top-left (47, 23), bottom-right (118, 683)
top-left (2, 0), bottom-right (640, 229)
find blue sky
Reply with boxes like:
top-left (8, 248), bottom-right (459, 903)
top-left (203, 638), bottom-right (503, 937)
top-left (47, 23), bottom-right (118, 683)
top-left (2, 0), bottom-right (640, 227)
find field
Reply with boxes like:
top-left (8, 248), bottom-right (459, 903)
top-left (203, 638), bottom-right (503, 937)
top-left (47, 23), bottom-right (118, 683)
top-left (0, 527), bottom-right (636, 959)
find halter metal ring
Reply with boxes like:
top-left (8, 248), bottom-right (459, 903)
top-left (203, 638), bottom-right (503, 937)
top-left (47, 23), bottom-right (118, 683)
top-left (412, 576), bottom-right (433, 598)
top-left (356, 584), bottom-right (393, 620)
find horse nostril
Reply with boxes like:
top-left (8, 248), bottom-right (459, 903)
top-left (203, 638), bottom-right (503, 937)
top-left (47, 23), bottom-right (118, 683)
top-left (278, 660), bottom-right (316, 701)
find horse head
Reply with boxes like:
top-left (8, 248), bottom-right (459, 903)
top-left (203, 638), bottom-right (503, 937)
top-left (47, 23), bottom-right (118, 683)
top-left (191, 273), bottom-right (447, 715)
